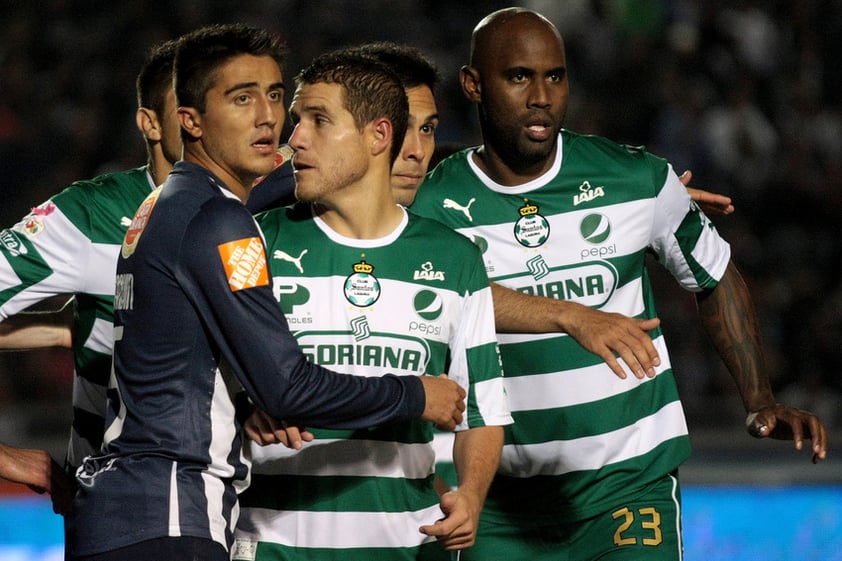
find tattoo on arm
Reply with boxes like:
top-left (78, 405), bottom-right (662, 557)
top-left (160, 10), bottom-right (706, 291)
top-left (696, 262), bottom-right (774, 412)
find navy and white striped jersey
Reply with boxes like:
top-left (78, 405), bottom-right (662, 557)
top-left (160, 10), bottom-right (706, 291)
top-left (67, 161), bottom-right (425, 556)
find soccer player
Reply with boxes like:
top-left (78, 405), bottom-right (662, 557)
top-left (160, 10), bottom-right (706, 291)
top-left (410, 8), bottom-right (828, 561)
top-left (0, 33), bottom-right (299, 512)
top-left (233, 45), bottom-right (510, 561)
top-left (0, 38), bottom-right (183, 514)
top-left (65, 24), bottom-right (465, 561)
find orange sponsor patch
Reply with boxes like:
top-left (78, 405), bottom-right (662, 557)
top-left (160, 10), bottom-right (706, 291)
top-left (122, 187), bottom-right (162, 259)
top-left (218, 237), bottom-right (270, 291)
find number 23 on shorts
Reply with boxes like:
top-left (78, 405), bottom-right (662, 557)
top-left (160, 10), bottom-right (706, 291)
top-left (612, 506), bottom-right (663, 546)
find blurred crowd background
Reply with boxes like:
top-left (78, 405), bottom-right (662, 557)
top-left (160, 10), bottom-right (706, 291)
top-left (1, 0), bottom-right (840, 470)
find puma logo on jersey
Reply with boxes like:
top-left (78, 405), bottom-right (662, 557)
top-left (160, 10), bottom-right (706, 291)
top-left (273, 249), bottom-right (308, 273)
top-left (443, 197), bottom-right (476, 221)
top-left (121, 217), bottom-right (132, 227)
top-left (573, 181), bottom-right (605, 206)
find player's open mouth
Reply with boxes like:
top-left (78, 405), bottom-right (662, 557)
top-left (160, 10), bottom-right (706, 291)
top-left (252, 135), bottom-right (276, 154)
top-left (292, 160), bottom-right (314, 172)
top-left (525, 123), bottom-right (552, 141)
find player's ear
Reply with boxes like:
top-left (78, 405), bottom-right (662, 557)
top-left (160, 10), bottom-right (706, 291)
top-left (460, 65), bottom-right (481, 102)
top-left (369, 116), bottom-right (392, 158)
top-left (136, 107), bottom-right (162, 142)
top-left (177, 107), bottom-right (202, 140)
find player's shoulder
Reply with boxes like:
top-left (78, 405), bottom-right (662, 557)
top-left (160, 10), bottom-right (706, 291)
top-left (424, 148), bottom-right (474, 187)
top-left (50, 166), bottom-right (152, 216)
top-left (255, 201), bottom-right (309, 228)
top-left (405, 212), bottom-right (482, 254)
top-left (564, 129), bottom-right (668, 167)
top-left (55, 166), bottom-right (150, 200)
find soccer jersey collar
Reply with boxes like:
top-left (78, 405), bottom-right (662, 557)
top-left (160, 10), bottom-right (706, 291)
top-left (311, 204), bottom-right (409, 248)
top-left (466, 133), bottom-right (563, 194)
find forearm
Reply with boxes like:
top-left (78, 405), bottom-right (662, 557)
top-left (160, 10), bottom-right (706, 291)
top-left (0, 442), bottom-right (48, 486)
top-left (0, 296), bottom-right (75, 350)
top-left (696, 261), bottom-right (775, 412)
top-left (0, 321), bottom-right (72, 350)
top-left (492, 282), bottom-right (577, 333)
top-left (452, 425), bottom-right (503, 504)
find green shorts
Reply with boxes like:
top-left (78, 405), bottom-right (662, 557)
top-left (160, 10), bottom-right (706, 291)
top-left (462, 473), bottom-right (683, 561)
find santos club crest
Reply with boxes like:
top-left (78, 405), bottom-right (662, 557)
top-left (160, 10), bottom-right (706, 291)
top-left (514, 199), bottom-right (550, 248)
top-left (344, 259), bottom-right (381, 307)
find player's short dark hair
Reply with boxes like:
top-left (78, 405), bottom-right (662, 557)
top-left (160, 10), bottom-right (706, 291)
top-left (295, 51), bottom-right (409, 166)
top-left (174, 23), bottom-right (287, 113)
top-left (344, 42), bottom-right (439, 93)
top-left (136, 38), bottom-right (179, 116)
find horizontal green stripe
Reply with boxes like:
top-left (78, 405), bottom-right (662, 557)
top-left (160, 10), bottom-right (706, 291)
top-left (499, 335), bottom-right (601, 377)
top-left (466, 341), bottom-right (503, 384)
top-left (307, 418), bottom-right (432, 444)
top-left (252, 540), bottom-right (449, 561)
top-left (485, 437), bottom-right (690, 523)
top-left (505, 371), bottom-right (680, 444)
top-left (240, 473), bottom-right (438, 513)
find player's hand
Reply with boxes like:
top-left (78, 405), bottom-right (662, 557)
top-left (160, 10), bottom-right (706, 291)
top-left (419, 374), bottom-right (466, 431)
top-left (745, 403), bottom-right (828, 463)
top-left (244, 408), bottom-right (314, 449)
top-left (680, 170), bottom-right (734, 215)
top-left (419, 489), bottom-right (479, 550)
top-left (563, 303), bottom-right (661, 379)
top-left (0, 445), bottom-right (75, 515)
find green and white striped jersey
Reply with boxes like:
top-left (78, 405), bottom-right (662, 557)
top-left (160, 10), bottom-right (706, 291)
top-left (0, 166), bottom-right (154, 469)
top-left (234, 204), bottom-right (511, 561)
top-left (411, 130), bottom-right (730, 524)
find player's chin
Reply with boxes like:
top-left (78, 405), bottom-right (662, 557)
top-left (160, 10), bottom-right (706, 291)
top-left (293, 184), bottom-right (318, 203)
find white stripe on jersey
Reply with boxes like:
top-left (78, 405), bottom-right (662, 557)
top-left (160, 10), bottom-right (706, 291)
top-left (431, 432), bottom-right (455, 465)
top-left (250, 439), bottom-right (436, 479)
top-left (87, 316), bottom-right (115, 354)
top-left (502, 335), bottom-right (671, 412)
top-left (498, 400), bottom-right (688, 477)
top-left (237, 505), bottom-right (442, 549)
top-left (168, 462), bottom-right (181, 536)
top-left (473, 377), bottom-right (512, 426)
top-left (203, 470), bottom-right (228, 546)
top-left (208, 364), bottom-right (243, 479)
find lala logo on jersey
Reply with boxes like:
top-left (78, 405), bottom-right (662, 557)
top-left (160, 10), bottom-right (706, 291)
top-left (413, 261), bottom-right (445, 281)
top-left (121, 187), bottom-right (162, 259)
top-left (513, 199), bottom-right (550, 248)
top-left (344, 258), bottom-right (380, 307)
top-left (573, 181), bottom-right (605, 206)
top-left (22, 202), bottom-right (57, 236)
top-left (218, 236), bottom-right (270, 291)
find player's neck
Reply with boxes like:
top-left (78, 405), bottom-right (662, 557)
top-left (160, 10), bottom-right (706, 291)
top-left (147, 148), bottom-right (175, 187)
top-left (314, 178), bottom-right (403, 240)
top-left (183, 147), bottom-right (253, 203)
top-left (474, 144), bottom-right (556, 186)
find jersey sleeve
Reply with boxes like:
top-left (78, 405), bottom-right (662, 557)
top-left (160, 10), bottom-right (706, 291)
top-left (179, 200), bottom-right (425, 429)
top-left (649, 164), bottom-right (731, 292)
top-left (446, 247), bottom-right (512, 431)
top-left (0, 194), bottom-right (94, 319)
